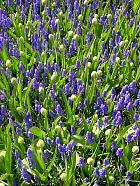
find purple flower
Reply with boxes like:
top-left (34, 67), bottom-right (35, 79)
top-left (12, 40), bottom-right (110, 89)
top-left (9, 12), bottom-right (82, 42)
top-left (116, 148), bottom-right (123, 157)
top-left (111, 141), bottom-right (117, 151)
top-left (126, 133), bottom-right (132, 143)
top-left (55, 137), bottom-right (61, 144)
top-left (83, 177), bottom-right (88, 183)
top-left (103, 159), bottom-right (109, 166)
top-left (21, 166), bottom-right (31, 182)
top-left (78, 157), bottom-right (84, 167)
top-left (43, 150), bottom-right (49, 160)
top-left (99, 168), bottom-right (106, 178)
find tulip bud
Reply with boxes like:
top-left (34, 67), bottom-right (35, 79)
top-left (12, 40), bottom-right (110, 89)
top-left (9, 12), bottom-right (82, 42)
top-left (71, 94), bottom-right (76, 101)
top-left (37, 139), bottom-right (45, 149)
top-left (11, 77), bottom-right (17, 85)
top-left (39, 87), bottom-right (44, 94)
top-left (116, 57), bottom-right (120, 62)
top-left (91, 71), bottom-right (97, 78)
top-left (59, 44), bottom-right (64, 52)
top-left (87, 157), bottom-right (94, 165)
top-left (55, 125), bottom-right (62, 133)
top-left (109, 176), bottom-right (114, 182)
top-left (40, 108), bottom-right (47, 116)
top-left (68, 31), bottom-right (73, 37)
top-left (73, 34), bottom-right (79, 40)
top-left (51, 71), bottom-right (57, 81)
top-left (55, 19), bottom-right (59, 24)
top-left (97, 70), bottom-right (102, 76)
top-left (87, 62), bottom-right (91, 68)
top-left (105, 129), bottom-right (111, 136)
top-left (132, 146), bottom-right (139, 154)
top-left (16, 107), bottom-right (22, 113)
top-left (18, 136), bottom-right (24, 144)
top-left (60, 173), bottom-right (67, 181)
top-left (92, 17), bottom-right (97, 24)
top-left (107, 14), bottom-right (112, 19)
top-left (6, 59), bottom-right (11, 68)
top-left (49, 34), bottom-right (53, 40)
top-left (59, 11), bottom-right (63, 17)
top-left (78, 14), bottom-right (83, 21)
top-left (84, 0), bottom-right (88, 5)
top-left (93, 56), bottom-right (97, 61)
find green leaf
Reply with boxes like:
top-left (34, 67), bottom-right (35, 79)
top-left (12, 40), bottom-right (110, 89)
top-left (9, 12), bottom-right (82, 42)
top-left (116, 124), bottom-right (133, 144)
top-left (30, 127), bottom-right (46, 139)
top-left (5, 124), bottom-right (12, 174)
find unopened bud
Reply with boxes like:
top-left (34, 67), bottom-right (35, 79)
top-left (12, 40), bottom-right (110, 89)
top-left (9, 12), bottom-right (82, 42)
top-left (60, 173), bottom-right (67, 181)
top-left (87, 157), bottom-right (94, 165)
top-left (37, 139), bottom-right (45, 149)
top-left (18, 136), bottom-right (24, 144)
top-left (40, 108), bottom-right (47, 116)
top-left (6, 59), bottom-right (11, 68)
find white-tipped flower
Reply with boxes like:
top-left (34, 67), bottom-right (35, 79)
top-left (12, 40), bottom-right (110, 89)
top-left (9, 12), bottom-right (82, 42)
top-left (107, 14), bottom-right (112, 19)
top-left (132, 146), bottom-right (139, 154)
top-left (51, 71), bottom-right (57, 81)
top-left (116, 57), bottom-right (120, 62)
top-left (16, 107), bottom-right (22, 113)
top-left (52, 2), bottom-right (56, 7)
top-left (27, 21), bottom-right (31, 27)
top-left (41, 51), bottom-right (46, 58)
top-left (87, 62), bottom-right (91, 68)
top-left (40, 107), bottom-right (47, 116)
top-left (68, 30), bottom-right (73, 37)
top-left (6, 59), bottom-right (11, 68)
top-left (19, 23), bottom-right (22, 28)
top-left (41, 0), bottom-right (46, 4)
top-left (91, 71), bottom-right (97, 78)
top-left (11, 77), bottom-right (17, 85)
top-left (92, 17), bottom-right (98, 24)
top-left (78, 14), bottom-right (83, 21)
top-left (94, 113), bottom-right (98, 121)
top-left (37, 139), bottom-right (45, 149)
top-left (84, 0), bottom-right (88, 5)
top-left (59, 44), bottom-right (64, 52)
top-left (94, 14), bottom-right (98, 19)
top-left (55, 19), bottom-right (59, 24)
top-left (73, 34), bottom-right (79, 40)
top-left (20, 51), bottom-right (24, 56)
top-left (19, 36), bottom-right (24, 43)
top-left (60, 173), bottom-right (67, 181)
top-left (59, 11), bottom-right (63, 17)
top-left (119, 41), bottom-right (124, 47)
top-left (18, 136), bottom-right (24, 144)
top-left (124, 40), bottom-right (128, 44)
top-left (55, 125), bottom-right (62, 133)
top-left (109, 176), bottom-right (114, 182)
top-left (71, 94), bottom-right (76, 101)
top-left (39, 87), bottom-right (44, 94)
top-left (97, 70), bottom-right (102, 76)
top-left (87, 157), bottom-right (94, 165)
top-left (93, 56), bottom-right (97, 61)
top-left (105, 129), bottom-right (111, 136)
top-left (48, 34), bottom-right (53, 40)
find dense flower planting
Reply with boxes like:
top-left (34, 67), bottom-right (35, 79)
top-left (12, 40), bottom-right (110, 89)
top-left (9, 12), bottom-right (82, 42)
top-left (0, 0), bottom-right (140, 185)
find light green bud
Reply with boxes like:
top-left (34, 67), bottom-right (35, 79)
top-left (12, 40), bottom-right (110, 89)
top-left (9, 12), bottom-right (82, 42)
top-left (11, 77), bottom-right (17, 85)
top-left (18, 136), bottom-right (24, 144)
top-left (60, 173), bottom-right (67, 181)
top-left (6, 59), bottom-right (11, 68)
top-left (36, 139), bottom-right (45, 149)
top-left (40, 108), bottom-right (47, 116)
top-left (132, 146), bottom-right (139, 154)
top-left (87, 157), bottom-right (94, 165)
